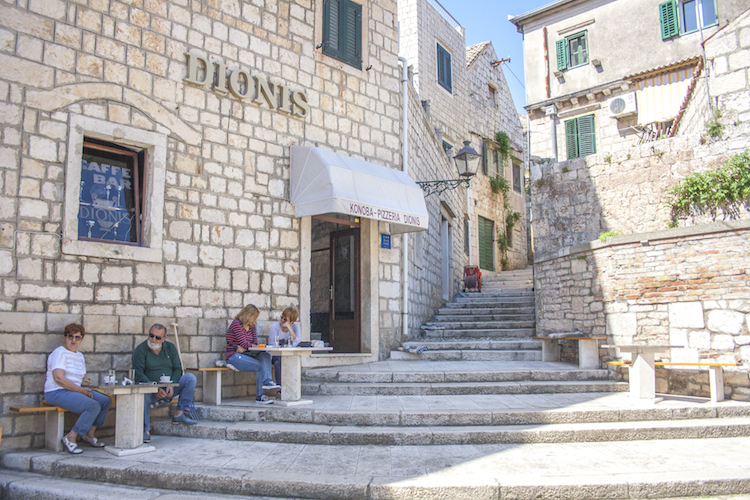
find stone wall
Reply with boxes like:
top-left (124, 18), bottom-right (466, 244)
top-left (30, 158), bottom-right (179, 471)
top-left (0, 0), bottom-right (403, 450)
top-left (534, 221), bottom-right (750, 399)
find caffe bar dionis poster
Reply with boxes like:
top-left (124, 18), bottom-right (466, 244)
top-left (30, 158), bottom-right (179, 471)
top-left (78, 143), bottom-right (140, 243)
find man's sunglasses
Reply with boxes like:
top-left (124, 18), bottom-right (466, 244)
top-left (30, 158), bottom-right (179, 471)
top-left (65, 334), bottom-right (83, 341)
top-left (149, 333), bottom-right (164, 341)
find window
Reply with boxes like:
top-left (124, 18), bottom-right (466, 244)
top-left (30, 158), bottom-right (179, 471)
top-left (442, 140), bottom-right (453, 160)
top-left (483, 141), bottom-right (502, 179)
top-left (488, 84), bottom-right (497, 106)
top-left (322, 0), bottom-right (362, 69)
top-left (660, 0), bottom-right (717, 39)
top-left (512, 162), bottom-right (522, 193)
top-left (436, 43), bottom-right (452, 93)
top-left (79, 139), bottom-right (143, 244)
top-left (565, 114), bottom-right (596, 159)
top-left (556, 31), bottom-right (588, 70)
top-left (64, 115), bottom-right (166, 262)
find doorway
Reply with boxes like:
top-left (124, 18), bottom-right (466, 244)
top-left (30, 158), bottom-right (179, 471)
top-left (309, 216), bottom-right (361, 353)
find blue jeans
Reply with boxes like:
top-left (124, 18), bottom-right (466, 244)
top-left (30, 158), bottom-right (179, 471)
top-left (143, 373), bottom-right (196, 432)
top-left (44, 388), bottom-right (111, 436)
top-left (272, 356), bottom-right (282, 385)
top-left (227, 352), bottom-right (272, 398)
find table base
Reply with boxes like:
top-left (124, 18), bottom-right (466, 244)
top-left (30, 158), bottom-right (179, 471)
top-left (104, 444), bottom-right (155, 457)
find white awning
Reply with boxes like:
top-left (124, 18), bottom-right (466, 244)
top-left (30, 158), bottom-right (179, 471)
top-left (637, 67), bottom-right (694, 125)
top-left (290, 146), bottom-right (429, 233)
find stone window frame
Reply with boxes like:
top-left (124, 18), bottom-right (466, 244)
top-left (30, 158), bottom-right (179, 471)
top-left (436, 41), bottom-right (453, 93)
top-left (316, 0), bottom-right (370, 73)
top-left (62, 115), bottom-right (166, 263)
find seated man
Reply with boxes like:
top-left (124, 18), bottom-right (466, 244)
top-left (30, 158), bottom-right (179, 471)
top-left (132, 323), bottom-right (197, 443)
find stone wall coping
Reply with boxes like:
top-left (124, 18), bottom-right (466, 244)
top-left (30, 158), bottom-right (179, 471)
top-left (534, 219), bottom-right (750, 264)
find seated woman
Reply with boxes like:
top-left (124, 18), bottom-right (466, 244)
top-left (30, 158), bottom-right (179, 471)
top-left (44, 323), bottom-right (111, 454)
top-left (268, 307), bottom-right (302, 387)
top-left (218, 304), bottom-right (280, 404)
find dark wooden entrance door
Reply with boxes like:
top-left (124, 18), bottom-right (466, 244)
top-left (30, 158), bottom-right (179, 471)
top-left (329, 228), bottom-right (361, 353)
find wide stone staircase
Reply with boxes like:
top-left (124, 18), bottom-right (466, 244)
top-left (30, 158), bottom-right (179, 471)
top-left (4, 268), bottom-right (750, 499)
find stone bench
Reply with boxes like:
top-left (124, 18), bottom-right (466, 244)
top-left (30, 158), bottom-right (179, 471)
top-left (10, 404), bottom-right (68, 452)
top-left (533, 336), bottom-right (607, 369)
top-left (607, 361), bottom-right (740, 402)
top-left (186, 367), bottom-right (231, 405)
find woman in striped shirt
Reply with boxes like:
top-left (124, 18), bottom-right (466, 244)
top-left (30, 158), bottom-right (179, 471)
top-left (219, 304), bottom-right (279, 404)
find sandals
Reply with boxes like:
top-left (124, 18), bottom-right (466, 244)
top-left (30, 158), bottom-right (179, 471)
top-left (81, 435), bottom-right (106, 448)
top-left (61, 436), bottom-right (82, 454)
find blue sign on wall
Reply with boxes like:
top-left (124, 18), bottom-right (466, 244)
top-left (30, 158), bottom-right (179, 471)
top-left (381, 234), bottom-right (391, 249)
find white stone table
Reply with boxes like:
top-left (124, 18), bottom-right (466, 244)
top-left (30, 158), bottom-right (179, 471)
top-left (602, 345), bottom-right (678, 400)
top-left (93, 383), bottom-right (176, 456)
top-left (245, 346), bottom-right (332, 406)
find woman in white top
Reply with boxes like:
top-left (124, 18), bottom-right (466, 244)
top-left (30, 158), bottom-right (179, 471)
top-left (43, 323), bottom-right (111, 454)
top-left (268, 307), bottom-right (302, 386)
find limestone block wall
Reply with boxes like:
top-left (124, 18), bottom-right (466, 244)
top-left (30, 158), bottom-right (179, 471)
top-left (0, 0), bottom-right (403, 450)
top-left (533, 221), bottom-right (750, 400)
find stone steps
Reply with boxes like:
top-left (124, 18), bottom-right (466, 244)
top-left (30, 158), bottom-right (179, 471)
top-left (421, 320), bottom-right (536, 329)
top-left (433, 311), bottom-right (535, 320)
top-left (389, 349), bottom-right (541, 361)
top-left (300, 380), bottom-right (625, 396)
top-left (422, 327), bottom-right (536, 338)
top-left (403, 339), bottom-right (540, 350)
top-left (151, 415), bottom-right (750, 446)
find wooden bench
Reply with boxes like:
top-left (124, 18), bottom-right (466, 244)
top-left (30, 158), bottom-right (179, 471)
top-left (186, 367), bottom-right (231, 405)
top-left (607, 361), bottom-right (741, 402)
top-left (533, 336), bottom-right (607, 369)
top-left (9, 404), bottom-right (67, 452)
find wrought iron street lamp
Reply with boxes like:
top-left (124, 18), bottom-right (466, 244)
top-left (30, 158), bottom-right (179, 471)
top-left (416, 140), bottom-right (481, 196)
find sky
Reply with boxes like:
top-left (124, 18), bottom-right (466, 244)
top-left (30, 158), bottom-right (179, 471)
top-left (435, 0), bottom-right (553, 115)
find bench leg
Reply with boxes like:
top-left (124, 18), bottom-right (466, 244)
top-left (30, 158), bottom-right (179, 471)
top-left (709, 366), bottom-right (725, 403)
top-left (540, 339), bottom-right (560, 362)
top-left (45, 410), bottom-right (64, 452)
top-left (203, 371), bottom-right (222, 405)
top-left (578, 339), bottom-right (600, 369)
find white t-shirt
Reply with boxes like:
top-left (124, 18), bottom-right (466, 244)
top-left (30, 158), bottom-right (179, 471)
top-left (268, 322), bottom-right (301, 346)
top-left (44, 345), bottom-right (86, 393)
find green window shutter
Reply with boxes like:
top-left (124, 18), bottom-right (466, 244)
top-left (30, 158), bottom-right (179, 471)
top-left (322, 0), bottom-right (339, 58)
top-left (477, 216), bottom-right (494, 272)
top-left (342, 0), bottom-right (362, 68)
top-left (556, 39), bottom-right (568, 70)
top-left (496, 150), bottom-right (503, 178)
top-left (565, 118), bottom-right (579, 160)
top-left (577, 114), bottom-right (596, 156)
top-left (659, 0), bottom-right (679, 39)
top-left (437, 44), bottom-right (452, 92)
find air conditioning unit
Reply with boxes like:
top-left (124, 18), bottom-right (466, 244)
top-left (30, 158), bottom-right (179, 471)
top-left (607, 93), bottom-right (637, 117)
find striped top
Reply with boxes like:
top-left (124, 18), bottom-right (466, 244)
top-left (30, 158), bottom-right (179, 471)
top-left (225, 319), bottom-right (257, 360)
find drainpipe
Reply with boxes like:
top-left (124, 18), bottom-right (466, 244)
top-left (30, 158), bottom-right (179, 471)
top-left (399, 54), bottom-right (410, 342)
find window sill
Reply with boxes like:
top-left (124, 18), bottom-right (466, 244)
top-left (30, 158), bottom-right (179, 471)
top-left (62, 238), bottom-right (163, 263)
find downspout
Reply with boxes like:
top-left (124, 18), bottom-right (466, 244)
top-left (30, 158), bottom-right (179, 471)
top-left (543, 26), bottom-right (557, 161)
top-left (399, 54), bottom-right (410, 342)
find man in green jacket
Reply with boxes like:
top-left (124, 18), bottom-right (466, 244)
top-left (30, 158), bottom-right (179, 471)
top-left (132, 324), bottom-right (197, 443)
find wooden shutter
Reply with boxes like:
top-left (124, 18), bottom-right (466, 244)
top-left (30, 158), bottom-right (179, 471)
top-left (565, 118), bottom-right (578, 160)
top-left (482, 140), bottom-right (489, 175)
top-left (659, 0), bottom-right (679, 39)
top-left (577, 114), bottom-right (596, 156)
top-left (342, 0), bottom-right (362, 68)
top-left (477, 216), bottom-right (494, 272)
top-left (322, 0), bottom-right (339, 58)
top-left (437, 44), bottom-right (452, 92)
top-left (556, 39), bottom-right (568, 71)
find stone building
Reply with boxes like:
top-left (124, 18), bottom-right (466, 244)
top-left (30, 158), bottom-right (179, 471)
top-left (510, 0), bottom-right (748, 161)
top-left (0, 0), bottom-right (526, 449)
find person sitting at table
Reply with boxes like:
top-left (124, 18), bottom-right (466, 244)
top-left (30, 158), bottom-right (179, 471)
top-left (44, 323), bottom-right (111, 454)
top-left (268, 307), bottom-right (302, 387)
top-left (216, 304), bottom-right (279, 404)
top-left (132, 323), bottom-right (197, 443)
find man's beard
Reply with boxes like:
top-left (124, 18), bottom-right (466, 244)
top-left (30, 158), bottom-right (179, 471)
top-left (147, 340), bottom-right (161, 351)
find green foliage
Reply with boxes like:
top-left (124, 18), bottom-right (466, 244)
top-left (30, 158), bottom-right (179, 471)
top-left (705, 108), bottom-right (724, 139)
top-left (505, 211), bottom-right (521, 232)
top-left (667, 149), bottom-right (750, 225)
top-left (490, 176), bottom-right (510, 195)
top-left (500, 257), bottom-right (509, 271)
top-left (494, 131), bottom-right (511, 162)
top-left (535, 178), bottom-right (546, 188)
top-left (496, 231), bottom-right (509, 254)
top-left (598, 230), bottom-right (622, 242)
top-left (604, 154), bottom-right (612, 164)
top-left (575, 255), bottom-right (588, 262)
top-left (561, 166), bottom-right (569, 173)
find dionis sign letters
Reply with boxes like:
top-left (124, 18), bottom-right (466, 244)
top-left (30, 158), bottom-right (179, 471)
top-left (184, 52), bottom-right (310, 118)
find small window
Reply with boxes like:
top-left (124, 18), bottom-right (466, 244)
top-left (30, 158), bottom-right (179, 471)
top-left (680, 0), bottom-right (717, 33)
top-left (556, 31), bottom-right (588, 70)
top-left (436, 43), bottom-right (452, 93)
top-left (512, 162), bottom-right (522, 193)
top-left (488, 84), bottom-right (497, 106)
top-left (322, 0), bottom-right (362, 69)
top-left (565, 114), bottom-right (596, 159)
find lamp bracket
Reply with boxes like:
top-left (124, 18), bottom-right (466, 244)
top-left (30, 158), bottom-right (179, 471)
top-left (416, 177), bottom-right (471, 197)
